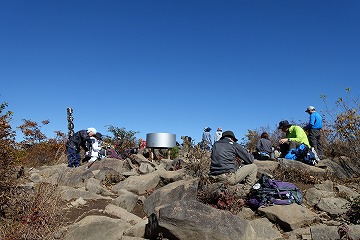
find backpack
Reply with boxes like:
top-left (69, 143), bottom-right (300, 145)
top-left (247, 174), bottom-right (303, 209)
top-left (303, 150), bottom-right (317, 166)
top-left (293, 144), bottom-right (309, 159)
top-left (284, 148), bottom-right (297, 160)
top-left (285, 144), bottom-right (318, 166)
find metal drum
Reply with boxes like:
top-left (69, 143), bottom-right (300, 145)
top-left (146, 133), bottom-right (176, 148)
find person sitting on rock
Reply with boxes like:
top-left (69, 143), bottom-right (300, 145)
top-left (277, 120), bottom-right (310, 158)
top-left (209, 130), bottom-right (258, 193)
top-left (256, 132), bottom-right (274, 160)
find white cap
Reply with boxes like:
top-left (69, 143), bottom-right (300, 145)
top-left (305, 106), bottom-right (315, 112)
top-left (87, 127), bottom-right (97, 134)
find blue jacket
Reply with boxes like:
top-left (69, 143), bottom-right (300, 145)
top-left (305, 111), bottom-right (322, 130)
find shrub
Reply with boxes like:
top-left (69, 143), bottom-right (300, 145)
top-left (0, 182), bottom-right (65, 239)
top-left (17, 140), bottom-right (66, 167)
top-left (0, 101), bottom-right (18, 219)
top-left (197, 183), bottom-right (245, 214)
top-left (169, 146), bottom-right (179, 159)
top-left (321, 88), bottom-right (360, 166)
top-left (102, 173), bottom-right (125, 188)
top-left (347, 195), bottom-right (360, 224)
top-left (106, 125), bottom-right (139, 156)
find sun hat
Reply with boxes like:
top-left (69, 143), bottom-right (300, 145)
top-left (204, 127), bottom-right (212, 132)
top-left (221, 130), bottom-right (238, 142)
top-left (305, 106), bottom-right (315, 112)
top-left (87, 127), bottom-right (97, 134)
top-left (278, 120), bottom-right (292, 129)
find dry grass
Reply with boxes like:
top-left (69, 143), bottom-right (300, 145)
top-left (0, 182), bottom-right (66, 240)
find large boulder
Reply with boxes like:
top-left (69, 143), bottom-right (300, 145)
top-left (145, 200), bottom-right (256, 240)
top-left (143, 178), bottom-right (199, 216)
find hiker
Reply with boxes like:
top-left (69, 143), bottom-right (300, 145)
top-left (209, 130), bottom-right (257, 193)
top-left (88, 133), bottom-right (103, 163)
top-left (278, 120), bottom-right (310, 158)
top-left (256, 132), bottom-right (274, 160)
top-left (214, 127), bottom-right (223, 142)
top-left (139, 138), bottom-right (147, 149)
top-left (303, 106), bottom-right (324, 159)
top-left (66, 127), bottom-right (102, 167)
top-left (201, 127), bottom-right (212, 150)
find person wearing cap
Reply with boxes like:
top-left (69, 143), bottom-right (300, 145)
top-left (209, 130), bottom-right (257, 193)
top-left (202, 127), bottom-right (212, 150)
top-left (214, 127), bottom-right (223, 142)
top-left (304, 106), bottom-right (324, 159)
top-left (66, 127), bottom-right (103, 167)
top-left (278, 120), bottom-right (310, 158)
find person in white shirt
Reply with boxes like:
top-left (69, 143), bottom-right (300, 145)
top-left (214, 127), bottom-right (223, 142)
top-left (89, 133), bottom-right (103, 162)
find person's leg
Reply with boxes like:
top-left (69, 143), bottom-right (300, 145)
top-left (308, 129), bottom-right (317, 150)
top-left (279, 143), bottom-right (289, 157)
top-left (232, 164), bottom-right (258, 191)
top-left (73, 152), bottom-right (81, 167)
top-left (315, 130), bottom-right (323, 157)
top-left (67, 147), bottom-right (78, 167)
top-left (309, 129), bottom-right (323, 157)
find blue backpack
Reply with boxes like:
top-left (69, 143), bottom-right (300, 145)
top-left (247, 175), bottom-right (303, 209)
top-left (285, 144), bottom-right (317, 165)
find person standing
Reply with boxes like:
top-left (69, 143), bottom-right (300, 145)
top-left (209, 130), bottom-right (257, 193)
top-left (66, 127), bottom-right (102, 167)
top-left (278, 120), bottom-right (310, 157)
top-left (304, 106), bottom-right (324, 159)
top-left (214, 127), bottom-right (223, 142)
top-left (202, 127), bottom-right (212, 150)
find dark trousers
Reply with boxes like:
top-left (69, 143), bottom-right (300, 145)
top-left (67, 147), bottom-right (81, 167)
top-left (279, 141), bottom-right (301, 158)
top-left (308, 129), bottom-right (323, 156)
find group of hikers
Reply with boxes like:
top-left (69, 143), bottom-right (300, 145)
top-left (206, 105), bottom-right (324, 194)
top-left (65, 105), bottom-right (323, 195)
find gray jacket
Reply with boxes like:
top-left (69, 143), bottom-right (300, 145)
top-left (256, 138), bottom-right (273, 154)
top-left (209, 137), bottom-right (254, 176)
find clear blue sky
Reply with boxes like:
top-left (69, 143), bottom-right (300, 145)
top-left (1, 0), bottom-right (359, 143)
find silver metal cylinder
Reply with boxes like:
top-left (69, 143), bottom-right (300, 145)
top-left (146, 133), bottom-right (176, 148)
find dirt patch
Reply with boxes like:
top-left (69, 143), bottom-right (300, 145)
top-left (61, 198), bottom-right (148, 226)
top-left (62, 199), bottom-right (113, 225)
top-left (132, 201), bottom-right (147, 218)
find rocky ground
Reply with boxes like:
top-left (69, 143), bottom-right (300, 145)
top-left (22, 153), bottom-right (360, 240)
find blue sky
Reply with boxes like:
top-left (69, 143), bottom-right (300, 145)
top-left (1, 0), bottom-right (359, 144)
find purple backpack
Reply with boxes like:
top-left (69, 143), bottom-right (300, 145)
top-left (247, 175), bottom-right (303, 209)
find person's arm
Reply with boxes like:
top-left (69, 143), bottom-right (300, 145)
top-left (289, 127), bottom-right (308, 144)
top-left (304, 114), bottom-right (315, 130)
top-left (235, 144), bottom-right (254, 164)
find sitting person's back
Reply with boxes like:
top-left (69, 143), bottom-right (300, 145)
top-left (256, 132), bottom-right (274, 160)
top-left (209, 130), bottom-right (257, 193)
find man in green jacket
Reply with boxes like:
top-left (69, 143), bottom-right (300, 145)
top-left (278, 120), bottom-right (310, 158)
